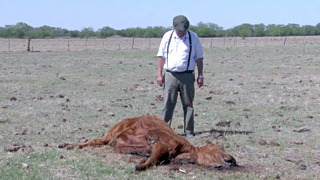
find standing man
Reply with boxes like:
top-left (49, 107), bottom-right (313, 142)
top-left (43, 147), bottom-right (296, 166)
top-left (156, 15), bottom-right (204, 138)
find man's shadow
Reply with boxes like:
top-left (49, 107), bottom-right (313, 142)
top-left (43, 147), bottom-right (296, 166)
top-left (195, 128), bottom-right (253, 136)
top-left (180, 129), bottom-right (253, 137)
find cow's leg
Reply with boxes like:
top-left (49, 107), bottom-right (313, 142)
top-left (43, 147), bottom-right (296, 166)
top-left (77, 138), bottom-right (107, 148)
top-left (60, 133), bottom-right (112, 149)
top-left (134, 141), bottom-right (168, 171)
top-left (79, 132), bottom-right (114, 148)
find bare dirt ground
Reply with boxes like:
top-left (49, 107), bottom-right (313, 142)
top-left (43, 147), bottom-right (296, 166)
top-left (1, 36), bottom-right (320, 179)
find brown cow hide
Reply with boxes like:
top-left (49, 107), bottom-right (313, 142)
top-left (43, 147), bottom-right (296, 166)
top-left (60, 114), bottom-right (236, 171)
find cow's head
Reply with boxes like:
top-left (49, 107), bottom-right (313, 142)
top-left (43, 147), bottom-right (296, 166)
top-left (192, 141), bottom-right (236, 168)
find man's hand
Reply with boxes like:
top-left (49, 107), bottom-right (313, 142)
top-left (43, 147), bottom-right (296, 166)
top-left (157, 74), bottom-right (164, 86)
top-left (196, 58), bottom-right (204, 88)
top-left (157, 57), bottom-right (165, 86)
top-left (197, 76), bottom-right (203, 88)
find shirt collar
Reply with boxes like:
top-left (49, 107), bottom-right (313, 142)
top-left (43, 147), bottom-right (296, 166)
top-left (173, 30), bottom-right (189, 41)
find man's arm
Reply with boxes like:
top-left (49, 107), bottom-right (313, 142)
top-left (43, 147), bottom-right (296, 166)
top-left (196, 58), bottom-right (204, 88)
top-left (157, 57), bottom-right (165, 86)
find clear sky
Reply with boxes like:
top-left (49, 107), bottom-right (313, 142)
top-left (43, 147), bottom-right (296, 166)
top-left (1, 0), bottom-right (319, 30)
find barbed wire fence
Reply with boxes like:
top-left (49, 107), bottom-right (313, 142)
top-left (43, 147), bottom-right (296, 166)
top-left (1, 36), bottom-right (320, 52)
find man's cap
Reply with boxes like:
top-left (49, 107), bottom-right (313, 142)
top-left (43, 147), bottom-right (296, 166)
top-left (173, 15), bottom-right (189, 31)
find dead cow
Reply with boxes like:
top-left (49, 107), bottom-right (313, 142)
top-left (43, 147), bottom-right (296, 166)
top-left (61, 114), bottom-right (236, 171)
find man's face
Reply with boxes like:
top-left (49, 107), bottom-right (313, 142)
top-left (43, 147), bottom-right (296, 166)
top-left (175, 30), bottom-right (187, 38)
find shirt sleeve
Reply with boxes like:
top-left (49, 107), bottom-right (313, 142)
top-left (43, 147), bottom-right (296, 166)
top-left (156, 31), bottom-right (172, 58)
top-left (193, 33), bottom-right (204, 61)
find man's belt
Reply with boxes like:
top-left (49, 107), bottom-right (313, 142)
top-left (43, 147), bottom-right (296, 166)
top-left (166, 70), bottom-right (194, 74)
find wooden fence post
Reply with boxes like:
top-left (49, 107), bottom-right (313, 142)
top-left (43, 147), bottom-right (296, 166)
top-left (132, 38), bottom-right (135, 49)
top-left (27, 38), bottom-right (31, 52)
top-left (303, 36), bottom-right (307, 54)
top-left (283, 36), bottom-right (287, 46)
top-left (67, 38), bottom-right (70, 51)
top-left (103, 39), bottom-right (105, 50)
top-left (8, 39), bottom-right (11, 52)
top-left (86, 38), bottom-right (88, 51)
top-left (265, 36), bottom-right (268, 46)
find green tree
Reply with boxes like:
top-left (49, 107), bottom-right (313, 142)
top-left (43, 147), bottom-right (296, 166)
top-left (266, 24), bottom-right (282, 36)
top-left (118, 28), bottom-right (135, 37)
top-left (191, 22), bottom-right (222, 37)
top-left (316, 23), bottom-right (320, 35)
top-left (288, 24), bottom-right (301, 35)
top-left (69, 30), bottom-right (80, 37)
top-left (38, 26), bottom-right (54, 38)
top-left (97, 26), bottom-right (117, 38)
top-left (1, 21), bottom-right (320, 38)
top-left (142, 26), bottom-right (167, 37)
top-left (253, 24), bottom-right (266, 37)
top-left (0, 27), bottom-right (9, 37)
top-left (301, 25), bottom-right (317, 35)
top-left (231, 23), bottom-right (253, 37)
top-left (4, 22), bottom-right (33, 38)
top-left (80, 27), bottom-right (95, 38)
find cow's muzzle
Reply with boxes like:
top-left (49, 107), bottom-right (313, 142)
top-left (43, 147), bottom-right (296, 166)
top-left (214, 157), bottom-right (237, 169)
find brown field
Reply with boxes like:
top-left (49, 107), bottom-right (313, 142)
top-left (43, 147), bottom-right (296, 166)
top-left (1, 36), bottom-right (320, 179)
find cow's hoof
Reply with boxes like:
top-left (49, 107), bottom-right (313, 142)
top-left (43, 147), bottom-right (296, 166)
top-left (134, 164), bottom-right (140, 171)
top-left (66, 145), bottom-right (74, 150)
top-left (58, 143), bottom-right (67, 148)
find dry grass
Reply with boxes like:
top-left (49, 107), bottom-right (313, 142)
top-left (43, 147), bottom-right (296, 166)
top-left (0, 37), bottom-right (320, 179)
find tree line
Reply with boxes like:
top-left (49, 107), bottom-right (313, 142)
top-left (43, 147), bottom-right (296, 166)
top-left (1, 22), bottom-right (320, 39)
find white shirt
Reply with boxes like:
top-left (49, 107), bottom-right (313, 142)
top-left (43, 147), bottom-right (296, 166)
top-left (157, 30), bottom-right (203, 72)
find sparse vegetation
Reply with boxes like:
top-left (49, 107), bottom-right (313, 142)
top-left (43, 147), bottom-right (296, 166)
top-left (0, 38), bottom-right (319, 179)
